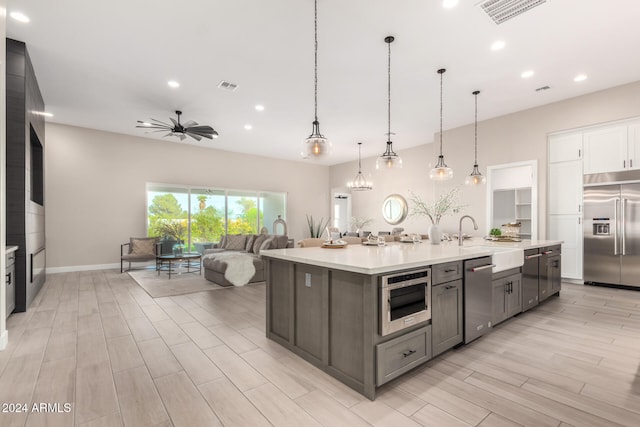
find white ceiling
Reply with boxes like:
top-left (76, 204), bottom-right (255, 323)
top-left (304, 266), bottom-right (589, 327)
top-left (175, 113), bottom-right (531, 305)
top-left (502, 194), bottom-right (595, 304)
top-left (6, 0), bottom-right (640, 165)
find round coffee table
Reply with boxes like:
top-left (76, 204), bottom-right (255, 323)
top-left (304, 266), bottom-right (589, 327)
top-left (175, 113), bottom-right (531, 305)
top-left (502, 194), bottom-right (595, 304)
top-left (156, 252), bottom-right (202, 279)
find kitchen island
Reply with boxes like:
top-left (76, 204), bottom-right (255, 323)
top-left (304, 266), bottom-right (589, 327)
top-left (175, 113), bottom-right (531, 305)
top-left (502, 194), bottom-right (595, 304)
top-left (261, 239), bottom-right (561, 399)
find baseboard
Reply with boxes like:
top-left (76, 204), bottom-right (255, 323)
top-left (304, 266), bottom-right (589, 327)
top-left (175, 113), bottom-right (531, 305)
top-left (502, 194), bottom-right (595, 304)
top-left (562, 278), bottom-right (584, 285)
top-left (0, 330), bottom-right (8, 351)
top-left (46, 263), bottom-right (121, 274)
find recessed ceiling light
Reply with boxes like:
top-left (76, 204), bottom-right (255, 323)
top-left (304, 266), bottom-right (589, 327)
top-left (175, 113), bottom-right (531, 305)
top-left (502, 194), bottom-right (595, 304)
top-left (521, 70), bottom-right (535, 79)
top-left (10, 11), bottom-right (30, 23)
top-left (442, 0), bottom-right (459, 8)
top-left (491, 40), bottom-right (506, 51)
top-left (574, 74), bottom-right (588, 82)
top-left (255, 105), bottom-right (265, 111)
top-left (244, 124), bottom-right (252, 130)
top-left (167, 80), bottom-right (180, 88)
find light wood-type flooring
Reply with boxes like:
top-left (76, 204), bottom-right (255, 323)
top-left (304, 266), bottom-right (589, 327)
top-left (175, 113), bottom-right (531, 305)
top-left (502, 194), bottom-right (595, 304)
top-left (0, 270), bottom-right (639, 426)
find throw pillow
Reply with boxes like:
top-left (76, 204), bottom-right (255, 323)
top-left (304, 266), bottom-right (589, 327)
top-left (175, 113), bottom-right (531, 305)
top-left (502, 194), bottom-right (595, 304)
top-left (218, 235), bottom-right (227, 248)
top-left (257, 237), bottom-right (276, 255)
top-left (252, 234), bottom-right (268, 254)
top-left (130, 237), bottom-right (156, 255)
top-left (224, 234), bottom-right (247, 251)
top-left (245, 234), bottom-right (257, 253)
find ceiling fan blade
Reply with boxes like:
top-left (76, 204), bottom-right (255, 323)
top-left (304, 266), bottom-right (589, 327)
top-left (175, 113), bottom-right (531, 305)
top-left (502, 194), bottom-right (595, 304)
top-left (182, 120), bottom-right (198, 128)
top-left (136, 124), bottom-right (171, 130)
top-left (186, 125), bottom-right (215, 133)
top-left (149, 118), bottom-right (173, 127)
top-left (162, 132), bottom-right (174, 138)
top-left (179, 134), bottom-right (186, 141)
top-left (170, 117), bottom-right (179, 127)
top-left (186, 132), bottom-right (203, 142)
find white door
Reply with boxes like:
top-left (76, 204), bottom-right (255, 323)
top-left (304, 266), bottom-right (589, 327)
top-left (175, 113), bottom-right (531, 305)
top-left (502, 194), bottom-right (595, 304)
top-left (549, 133), bottom-right (582, 163)
top-left (548, 160), bottom-right (582, 214)
top-left (549, 215), bottom-right (583, 280)
top-left (583, 125), bottom-right (628, 174)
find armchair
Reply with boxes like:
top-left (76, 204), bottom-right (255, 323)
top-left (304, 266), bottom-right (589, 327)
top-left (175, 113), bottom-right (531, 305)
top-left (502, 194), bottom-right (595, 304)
top-left (121, 237), bottom-right (160, 273)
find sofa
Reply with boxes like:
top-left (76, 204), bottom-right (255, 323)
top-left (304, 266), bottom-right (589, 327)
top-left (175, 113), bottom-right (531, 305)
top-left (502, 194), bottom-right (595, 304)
top-left (202, 233), bottom-right (292, 286)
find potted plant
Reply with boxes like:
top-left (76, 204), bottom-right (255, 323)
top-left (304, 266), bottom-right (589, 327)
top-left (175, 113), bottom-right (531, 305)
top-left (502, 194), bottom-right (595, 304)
top-left (409, 188), bottom-right (464, 245)
top-left (306, 214), bottom-right (331, 238)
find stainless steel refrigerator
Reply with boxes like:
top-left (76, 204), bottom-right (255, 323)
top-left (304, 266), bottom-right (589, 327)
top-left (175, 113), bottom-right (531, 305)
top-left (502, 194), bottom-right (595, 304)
top-left (583, 183), bottom-right (640, 287)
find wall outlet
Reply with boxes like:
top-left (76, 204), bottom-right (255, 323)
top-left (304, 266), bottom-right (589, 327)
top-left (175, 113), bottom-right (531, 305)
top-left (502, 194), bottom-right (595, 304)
top-left (305, 273), bottom-right (311, 287)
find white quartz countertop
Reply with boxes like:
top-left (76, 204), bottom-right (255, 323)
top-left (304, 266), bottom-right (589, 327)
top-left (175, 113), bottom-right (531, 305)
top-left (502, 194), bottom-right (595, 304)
top-left (261, 239), bottom-right (563, 275)
top-left (6, 246), bottom-right (18, 254)
top-left (261, 242), bottom-right (492, 275)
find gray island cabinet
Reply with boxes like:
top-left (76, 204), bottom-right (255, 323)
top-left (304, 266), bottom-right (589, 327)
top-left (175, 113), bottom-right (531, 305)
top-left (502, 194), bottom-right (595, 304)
top-left (261, 239), bottom-right (562, 399)
top-left (261, 243), bottom-right (491, 399)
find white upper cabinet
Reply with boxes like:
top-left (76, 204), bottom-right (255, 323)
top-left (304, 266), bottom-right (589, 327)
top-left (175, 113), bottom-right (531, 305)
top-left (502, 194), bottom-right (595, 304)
top-left (549, 161), bottom-right (582, 214)
top-left (583, 125), bottom-right (628, 174)
top-left (549, 133), bottom-right (582, 163)
top-left (628, 123), bottom-right (640, 170)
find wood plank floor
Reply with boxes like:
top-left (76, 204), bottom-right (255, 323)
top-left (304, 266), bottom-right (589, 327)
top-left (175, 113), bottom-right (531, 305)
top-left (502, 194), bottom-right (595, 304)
top-left (0, 270), bottom-right (639, 426)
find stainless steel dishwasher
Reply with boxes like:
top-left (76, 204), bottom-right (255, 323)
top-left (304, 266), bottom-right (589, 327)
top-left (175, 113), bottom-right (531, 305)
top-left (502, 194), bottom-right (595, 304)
top-left (463, 256), bottom-right (494, 343)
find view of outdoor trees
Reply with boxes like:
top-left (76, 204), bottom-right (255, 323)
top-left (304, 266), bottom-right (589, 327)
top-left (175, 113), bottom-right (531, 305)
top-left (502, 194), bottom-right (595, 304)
top-left (147, 193), bottom-right (263, 246)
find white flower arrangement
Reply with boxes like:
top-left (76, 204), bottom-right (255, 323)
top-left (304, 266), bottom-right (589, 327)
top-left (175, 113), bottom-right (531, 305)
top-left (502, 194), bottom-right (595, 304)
top-left (409, 187), bottom-right (464, 225)
top-left (350, 216), bottom-right (374, 230)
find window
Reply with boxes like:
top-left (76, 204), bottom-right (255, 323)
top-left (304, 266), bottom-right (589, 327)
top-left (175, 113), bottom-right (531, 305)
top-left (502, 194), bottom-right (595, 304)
top-left (146, 184), bottom-right (287, 250)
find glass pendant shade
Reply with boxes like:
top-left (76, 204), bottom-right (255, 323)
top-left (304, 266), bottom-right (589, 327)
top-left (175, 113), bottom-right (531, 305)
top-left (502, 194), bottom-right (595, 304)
top-left (376, 141), bottom-right (403, 170)
top-left (430, 68), bottom-right (453, 181)
top-left (302, 120), bottom-right (330, 158)
top-left (465, 90), bottom-right (486, 185)
top-left (429, 155), bottom-right (453, 180)
top-left (348, 142), bottom-right (373, 190)
top-left (465, 164), bottom-right (487, 185)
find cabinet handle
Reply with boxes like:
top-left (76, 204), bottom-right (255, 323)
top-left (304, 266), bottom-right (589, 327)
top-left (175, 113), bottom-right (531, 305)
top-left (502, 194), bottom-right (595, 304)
top-left (525, 254), bottom-right (542, 259)
top-left (624, 160), bottom-right (626, 168)
top-left (444, 285), bottom-right (456, 290)
top-left (471, 264), bottom-right (495, 272)
top-left (5, 272), bottom-right (11, 285)
top-left (542, 250), bottom-right (553, 255)
top-left (578, 204), bottom-right (581, 212)
top-left (578, 217), bottom-right (581, 225)
top-left (578, 149), bottom-right (581, 158)
top-left (631, 159), bottom-right (634, 168)
top-left (444, 269), bottom-right (456, 273)
top-left (402, 349), bottom-right (417, 358)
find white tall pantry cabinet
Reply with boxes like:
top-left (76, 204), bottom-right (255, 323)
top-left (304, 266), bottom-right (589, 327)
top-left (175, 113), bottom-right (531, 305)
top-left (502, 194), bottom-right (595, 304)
top-left (548, 133), bottom-right (583, 280)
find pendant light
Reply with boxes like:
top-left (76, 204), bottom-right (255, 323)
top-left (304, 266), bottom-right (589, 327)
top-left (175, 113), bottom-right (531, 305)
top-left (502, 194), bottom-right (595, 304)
top-left (301, 0), bottom-right (330, 159)
top-left (429, 68), bottom-right (453, 180)
top-left (347, 142), bottom-right (373, 191)
top-left (465, 90), bottom-right (487, 185)
top-left (376, 36), bottom-right (402, 170)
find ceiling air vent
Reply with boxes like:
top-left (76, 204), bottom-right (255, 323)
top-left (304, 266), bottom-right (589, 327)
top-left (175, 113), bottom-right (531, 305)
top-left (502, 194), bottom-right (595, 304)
top-left (478, 0), bottom-right (547, 25)
top-left (535, 85), bottom-right (551, 92)
top-left (217, 80), bottom-right (238, 91)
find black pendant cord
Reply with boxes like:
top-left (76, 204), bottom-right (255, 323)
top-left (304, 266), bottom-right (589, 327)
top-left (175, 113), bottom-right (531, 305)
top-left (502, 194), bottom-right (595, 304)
top-left (474, 91), bottom-right (479, 165)
top-left (387, 39), bottom-right (391, 141)
top-left (314, 0), bottom-right (318, 122)
top-left (439, 70), bottom-right (444, 156)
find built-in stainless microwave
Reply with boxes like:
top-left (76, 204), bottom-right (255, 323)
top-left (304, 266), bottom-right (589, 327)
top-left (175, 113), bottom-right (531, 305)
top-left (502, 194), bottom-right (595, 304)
top-left (380, 268), bottom-right (431, 336)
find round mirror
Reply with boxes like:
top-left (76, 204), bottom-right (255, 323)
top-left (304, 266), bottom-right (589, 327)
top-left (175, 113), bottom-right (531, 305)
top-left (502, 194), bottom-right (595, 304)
top-left (382, 194), bottom-right (408, 225)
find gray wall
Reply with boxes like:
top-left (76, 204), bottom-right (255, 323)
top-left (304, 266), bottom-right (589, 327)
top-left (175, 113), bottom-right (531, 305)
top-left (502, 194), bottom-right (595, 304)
top-left (330, 80), bottom-right (640, 238)
top-left (45, 123), bottom-right (330, 270)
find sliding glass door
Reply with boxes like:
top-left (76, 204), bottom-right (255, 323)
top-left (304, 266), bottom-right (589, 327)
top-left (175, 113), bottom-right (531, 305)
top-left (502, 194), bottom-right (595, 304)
top-left (146, 184), bottom-right (286, 252)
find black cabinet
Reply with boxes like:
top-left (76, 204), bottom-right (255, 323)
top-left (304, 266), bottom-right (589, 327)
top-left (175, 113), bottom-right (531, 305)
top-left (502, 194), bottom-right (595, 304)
top-left (540, 245), bottom-right (562, 303)
top-left (492, 269), bottom-right (522, 326)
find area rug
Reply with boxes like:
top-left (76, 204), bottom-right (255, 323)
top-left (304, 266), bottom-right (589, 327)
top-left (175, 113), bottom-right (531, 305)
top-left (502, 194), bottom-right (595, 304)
top-left (128, 270), bottom-right (263, 298)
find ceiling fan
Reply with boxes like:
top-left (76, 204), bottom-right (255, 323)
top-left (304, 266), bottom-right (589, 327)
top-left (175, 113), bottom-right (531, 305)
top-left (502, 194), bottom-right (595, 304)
top-left (136, 110), bottom-right (218, 141)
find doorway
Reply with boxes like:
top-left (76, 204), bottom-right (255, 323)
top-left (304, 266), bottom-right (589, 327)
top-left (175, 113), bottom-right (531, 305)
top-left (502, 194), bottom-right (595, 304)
top-left (333, 192), bottom-right (351, 234)
top-left (486, 160), bottom-right (538, 239)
